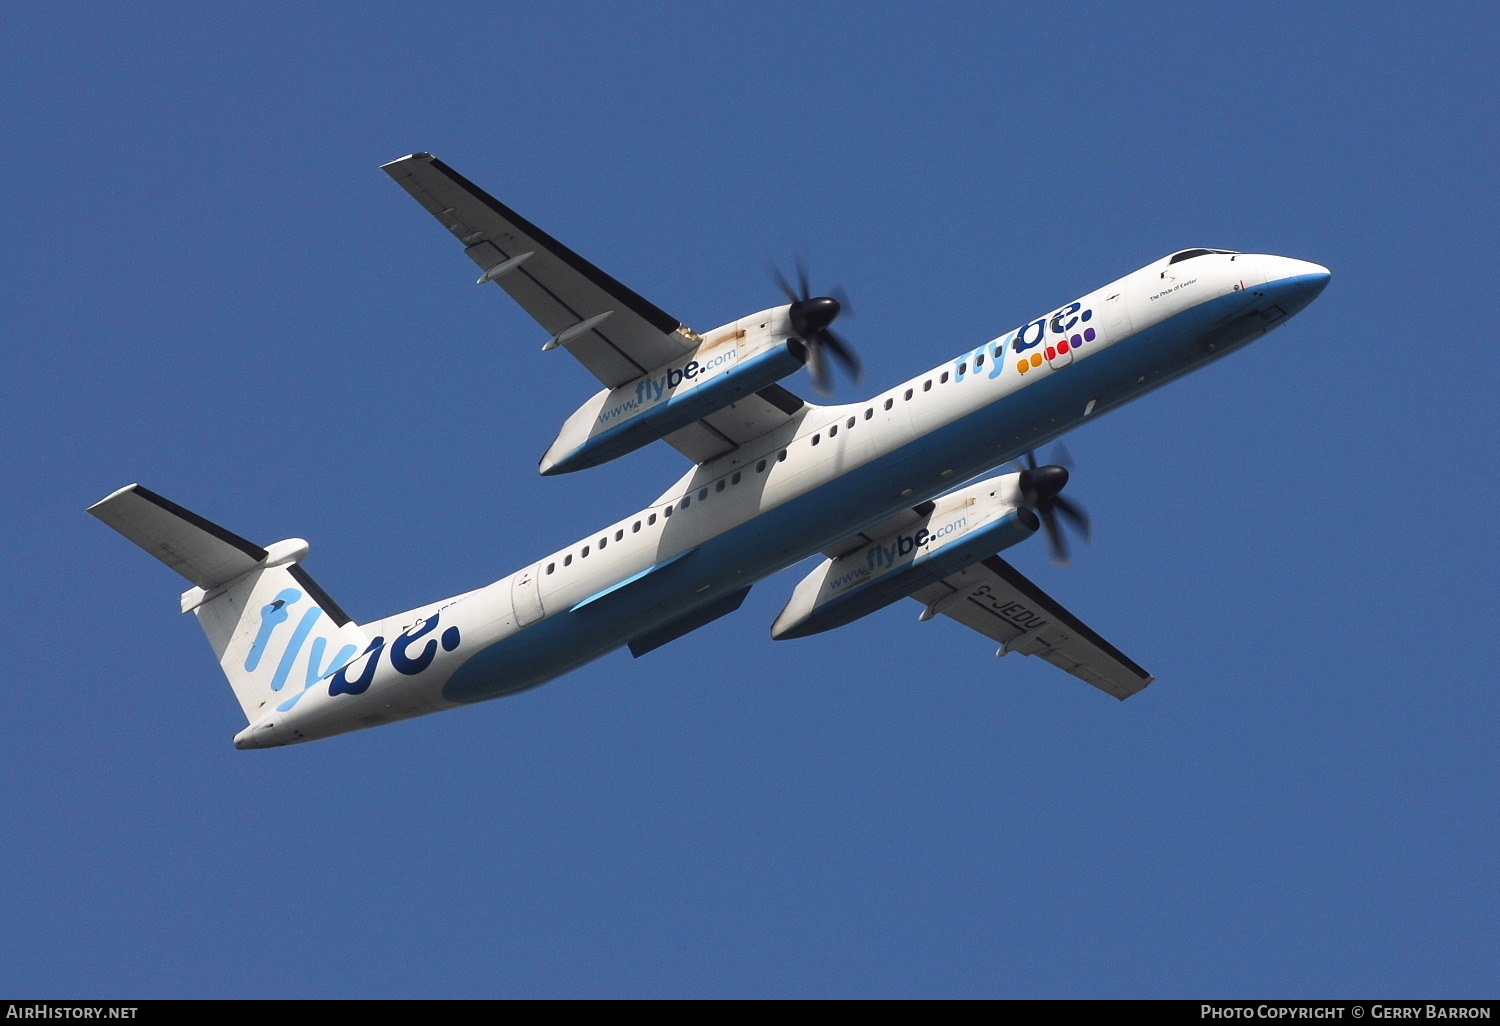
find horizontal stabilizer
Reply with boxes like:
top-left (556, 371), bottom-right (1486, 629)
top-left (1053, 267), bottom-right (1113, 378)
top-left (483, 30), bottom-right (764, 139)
top-left (89, 484), bottom-right (364, 729)
top-left (88, 484), bottom-right (268, 591)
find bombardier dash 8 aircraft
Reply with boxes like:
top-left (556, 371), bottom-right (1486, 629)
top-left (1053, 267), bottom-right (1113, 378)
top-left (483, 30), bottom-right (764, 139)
top-left (90, 154), bottom-right (1330, 749)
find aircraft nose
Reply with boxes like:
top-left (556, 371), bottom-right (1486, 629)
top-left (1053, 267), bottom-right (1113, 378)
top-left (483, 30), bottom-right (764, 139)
top-left (1262, 257), bottom-right (1331, 314)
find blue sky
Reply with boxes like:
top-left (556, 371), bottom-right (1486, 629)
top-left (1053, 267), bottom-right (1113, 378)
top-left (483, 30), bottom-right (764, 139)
top-left (3, 2), bottom-right (1495, 998)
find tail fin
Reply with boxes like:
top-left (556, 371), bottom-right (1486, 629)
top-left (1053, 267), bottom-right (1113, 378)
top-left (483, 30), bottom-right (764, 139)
top-left (88, 485), bottom-right (368, 723)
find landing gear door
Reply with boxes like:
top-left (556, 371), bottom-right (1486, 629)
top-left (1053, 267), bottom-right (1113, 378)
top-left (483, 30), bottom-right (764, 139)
top-left (512, 563), bottom-right (545, 627)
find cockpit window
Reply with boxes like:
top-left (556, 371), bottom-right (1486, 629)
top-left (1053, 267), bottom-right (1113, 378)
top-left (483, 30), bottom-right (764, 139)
top-left (1168, 248), bottom-right (1237, 265)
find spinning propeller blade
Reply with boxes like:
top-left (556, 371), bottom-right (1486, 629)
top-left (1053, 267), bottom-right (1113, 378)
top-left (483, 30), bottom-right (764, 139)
top-left (1015, 446), bottom-right (1092, 566)
top-left (770, 257), bottom-right (862, 395)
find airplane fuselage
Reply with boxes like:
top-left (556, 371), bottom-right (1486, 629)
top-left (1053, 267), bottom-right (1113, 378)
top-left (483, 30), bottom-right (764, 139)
top-left (233, 250), bottom-right (1329, 748)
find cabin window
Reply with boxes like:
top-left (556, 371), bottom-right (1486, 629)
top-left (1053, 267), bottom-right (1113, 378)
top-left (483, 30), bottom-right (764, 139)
top-left (884, 398), bottom-right (893, 410)
top-left (975, 354), bottom-right (984, 368)
top-left (681, 496), bottom-right (690, 510)
top-left (564, 554), bottom-right (572, 566)
top-left (904, 388), bottom-right (913, 401)
top-left (649, 513), bottom-right (657, 525)
top-left (923, 380), bottom-right (931, 391)
top-left (958, 362), bottom-right (967, 374)
top-left (847, 417), bottom-right (855, 428)
top-left (756, 460), bottom-right (767, 472)
top-left (778, 450), bottom-right (787, 461)
top-left (546, 562), bottom-right (555, 574)
top-left (865, 408), bottom-right (873, 420)
top-left (699, 487), bottom-right (709, 501)
top-left (664, 505), bottom-right (672, 517)
top-left (941, 371), bottom-right (949, 383)
top-left (599, 537), bottom-right (607, 549)
top-left (581, 545), bottom-right (589, 558)
top-left (716, 480), bottom-right (725, 492)
top-left (732, 472), bottom-right (741, 485)
top-left (632, 521), bottom-right (641, 533)
top-left (828, 424), bottom-right (837, 438)
top-left (812, 434), bottom-right (820, 446)
top-left (615, 529), bottom-right (624, 541)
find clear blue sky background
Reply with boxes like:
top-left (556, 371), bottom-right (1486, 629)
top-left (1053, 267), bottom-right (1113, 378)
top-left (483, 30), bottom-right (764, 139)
top-left (3, 2), bottom-right (1495, 998)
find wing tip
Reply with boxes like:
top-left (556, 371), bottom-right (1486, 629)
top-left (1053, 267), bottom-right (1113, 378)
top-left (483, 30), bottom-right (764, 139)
top-left (380, 152), bottom-right (435, 172)
top-left (87, 482), bottom-right (143, 515)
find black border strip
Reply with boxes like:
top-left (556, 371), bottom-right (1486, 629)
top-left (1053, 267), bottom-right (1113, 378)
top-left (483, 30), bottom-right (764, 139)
top-left (978, 556), bottom-right (1151, 680)
top-left (129, 485), bottom-right (268, 562)
top-left (287, 565), bottom-right (353, 628)
top-left (426, 156), bottom-right (682, 335)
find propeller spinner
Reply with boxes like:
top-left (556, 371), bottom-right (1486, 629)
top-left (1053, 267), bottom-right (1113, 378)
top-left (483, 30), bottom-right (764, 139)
top-left (1015, 445), bottom-right (1092, 566)
top-left (771, 258), bottom-right (861, 395)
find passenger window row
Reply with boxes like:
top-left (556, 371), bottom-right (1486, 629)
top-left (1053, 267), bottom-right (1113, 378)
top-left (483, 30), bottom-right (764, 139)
top-left (543, 365), bottom-right (982, 578)
top-left (544, 447), bottom-right (789, 574)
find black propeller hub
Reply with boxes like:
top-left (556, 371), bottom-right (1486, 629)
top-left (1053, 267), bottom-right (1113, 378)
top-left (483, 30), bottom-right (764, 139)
top-left (1020, 464), bottom-right (1069, 506)
top-left (790, 296), bottom-right (841, 338)
top-left (771, 258), bottom-right (862, 395)
top-left (1014, 447), bottom-right (1091, 566)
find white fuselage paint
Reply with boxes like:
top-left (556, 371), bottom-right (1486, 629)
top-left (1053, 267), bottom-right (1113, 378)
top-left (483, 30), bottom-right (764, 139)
top-left (235, 251), bottom-right (1329, 748)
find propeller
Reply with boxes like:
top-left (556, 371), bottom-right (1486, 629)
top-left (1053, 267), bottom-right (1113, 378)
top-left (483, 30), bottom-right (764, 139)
top-left (1015, 444), bottom-right (1092, 566)
top-left (770, 257), bottom-right (861, 395)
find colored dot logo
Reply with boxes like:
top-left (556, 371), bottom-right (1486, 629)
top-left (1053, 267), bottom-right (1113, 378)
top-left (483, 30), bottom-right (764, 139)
top-left (1018, 326), bottom-right (1095, 373)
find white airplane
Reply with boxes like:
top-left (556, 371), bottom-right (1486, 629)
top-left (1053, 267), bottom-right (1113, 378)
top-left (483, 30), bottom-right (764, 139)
top-left (89, 154), bottom-right (1330, 749)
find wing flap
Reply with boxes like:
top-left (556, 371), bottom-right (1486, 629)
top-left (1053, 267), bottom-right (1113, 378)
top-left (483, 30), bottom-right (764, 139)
top-left (909, 556), bottom-right (1152, 700)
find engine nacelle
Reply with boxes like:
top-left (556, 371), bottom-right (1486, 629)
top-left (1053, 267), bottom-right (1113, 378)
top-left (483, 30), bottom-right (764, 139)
top-left (541, 309), bottom-right (805, 474)
top-left (771, 475), bottom-right (1039, 640)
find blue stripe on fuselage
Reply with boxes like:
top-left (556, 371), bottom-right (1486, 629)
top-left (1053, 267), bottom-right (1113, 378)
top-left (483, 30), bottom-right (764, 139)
top-left (441, 287), bottom-right (1284, 704)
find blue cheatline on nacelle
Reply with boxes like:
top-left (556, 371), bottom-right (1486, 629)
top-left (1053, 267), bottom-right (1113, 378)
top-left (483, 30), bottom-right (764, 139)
top-left (541, 339), bottom-right (807, 474)
top-left (771, 504), bottom-right (1040, 641)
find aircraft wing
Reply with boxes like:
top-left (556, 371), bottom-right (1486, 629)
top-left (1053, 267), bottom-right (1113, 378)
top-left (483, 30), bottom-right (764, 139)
top-left (382, 153), bottom-right (807, 465)
top-left (908, 556), bottom-right (1153, 700)
top-left (382, 152), bottom-right (701, 389)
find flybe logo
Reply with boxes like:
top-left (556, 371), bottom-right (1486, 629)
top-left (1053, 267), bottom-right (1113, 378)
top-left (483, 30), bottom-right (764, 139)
top-left (243, 588), bottom-right (357, 712)
top-left (1013, 301), bottom-right (1097, 375)
top-left (950, 301), bottom-right (1097, 382)
top-left (865, 518), bottom-right (968, 571)
top-left (866, 526), bottom-right (934, 571)
top-left (598, 349), bottom-right (738, 424)
top-left (325, 614), bottom-right (462, 700)
top-left (244, 588), bottom-right (461, 712)
top-left (829, 518), bottom-right (970, 592)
